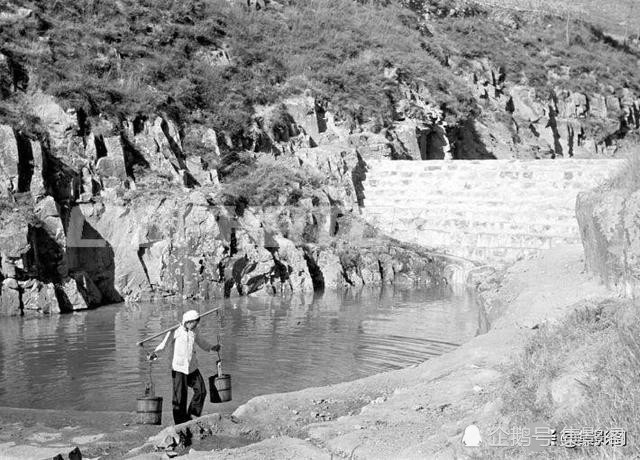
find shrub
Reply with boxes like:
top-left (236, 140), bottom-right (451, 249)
top-left (222, 155), bottom-right (325, 207)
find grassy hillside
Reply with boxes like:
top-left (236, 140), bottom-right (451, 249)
top-left (1, 0), bottom-right (639, 149)
top-left (482, 300), bottom-right (640, 459)
top-left (406, 0), bottom-right (640, 95)
top-left (0, 0), bottom-right (475, 144)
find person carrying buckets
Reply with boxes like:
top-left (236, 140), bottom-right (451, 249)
top-left (148, 310), bottom-right (221, 425)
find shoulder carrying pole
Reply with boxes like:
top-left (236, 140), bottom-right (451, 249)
top-left (136, 307), bottom-right (222, 346)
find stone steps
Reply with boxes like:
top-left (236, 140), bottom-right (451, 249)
top-left (366, 158), bottom-right (621, 171)
top-left (366, 183), bottom-right (607, 194)
top-left (361, 159), bottom-right (626, 263)
top-left (365, 219), bottom-right (578, 239)
top-left (363, 207), bottom-right (579, 223)
top-left (390, 228), bottom-right (580, 247)
top-left (366, 177), bottom-right (614, 191)
top-left (363, 199), bottom-right (578, 210)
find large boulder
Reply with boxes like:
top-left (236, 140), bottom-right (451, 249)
top-left (22, 280), bottom-right (59, 314)
top-left (33, 196), bottom-right (68, 278)
top-left (272, 235), bottom-right (313, 292)
top-left (71, 270), bottom-right (103, 306)
top-left (0, 124), bottom-right (19, 194)
top-left (123, 116), bottom-right (181, 181)
top-left (509, 85), bottom-right (546, 123)
top-left (315, 249), bottom-right (344, 289)
top-left (358, 251), bottom-right (382, 285)
top-left (0, 278), bottom-right (21, 316)
top-left (392, 119), bottom-right (422, 160)
top-left (153, 116), bottom-right (186, 171)
top-left (97, 136), bottom-right (127, 180)
top-left (283, 96), bottom-right (324, 142)
top-left (576, 186), bottom-right (640, 297)
top-left (58, 276), bottom-right (90, 311)
top-left (185, 156), bottom-right (217, 185)
top-left (26, 92), bottom-right (78, 152)
top-left (348, 131), bottom-right (393, 160)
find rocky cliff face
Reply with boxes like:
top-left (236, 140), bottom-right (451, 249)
top-left (461, 58), bottom-right (640, 160)
top-left (0, 89), bottom-right (463, 316)
top-left (1, 55), bottom-right (638, 316)
top-left (576, 177), bottom-right (640, 298)
top-left (2, 1), bottom-right (640, 315)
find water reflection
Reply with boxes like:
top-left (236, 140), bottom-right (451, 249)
top-left (0, 286), bottom-right (480, 415)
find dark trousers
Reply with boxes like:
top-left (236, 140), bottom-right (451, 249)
top-left (172, 369), bottom-right (207, 425)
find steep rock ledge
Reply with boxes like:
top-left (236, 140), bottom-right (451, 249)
top-left (0, 91), bottom-right (473, 315)
top-left (576, 173), bottom-right (640, 297)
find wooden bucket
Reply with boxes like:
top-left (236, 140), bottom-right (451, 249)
top-left (209, 374), bottom-right (232, 403)
top-left (136, 396), bottom-right (163, 425)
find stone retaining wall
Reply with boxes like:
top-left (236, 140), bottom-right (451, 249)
top-left (362, 159), bottom-right (625, 264)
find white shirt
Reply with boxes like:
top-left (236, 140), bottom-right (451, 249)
top-left (155, 326), bottom-right (214, 374)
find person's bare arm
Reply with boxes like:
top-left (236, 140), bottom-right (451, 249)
top-left (196, 332), bottom-right (220, 352)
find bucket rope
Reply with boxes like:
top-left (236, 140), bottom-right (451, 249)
top-left (141, 343), bottom-right (157, 397)
top-left (216, 334), bottom-right (223, 378)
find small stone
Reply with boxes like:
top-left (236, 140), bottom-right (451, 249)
top-left (354, 425), bottom-right (363, 430)
top-left (292, 410), bottom-right (299, 415)
top-left (462, 425), bottom-right (482, 447)
top-left (413, 405), bottom-right (424, 411)
top-left (3, 278), bottom-right (18, 290)
top-left (473, 385), bottom-right (483, 393)
top-left (68, 446), bottom-right (82, 460)
top-left (158, 435), bottom-right (177, 449)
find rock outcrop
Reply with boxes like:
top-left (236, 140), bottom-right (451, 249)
top-left (2, 5), bottom-right (639, 316)
top-left (576, 176), bottom-right (640, 297)
top-left (0, 92), bottom-right (462, 315)
top-left (461, 58), bottom-right (640, 160)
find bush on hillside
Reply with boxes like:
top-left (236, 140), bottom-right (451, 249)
top-left (222, 155), bottom-right (325, 208)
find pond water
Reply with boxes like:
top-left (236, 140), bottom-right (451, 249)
top-left (0, 286), bottom-right (483, 417)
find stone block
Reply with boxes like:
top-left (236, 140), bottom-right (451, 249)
top-left (22, 280), bottom-right (59, 314)
top-left (71, 271), bottom-right (103, 307)
top-left (284, 96), bottom-right (322, 140)
top-left (103, 136), bottom-right (127, 179)
top-left (0, 124), bottom-right (18, 193)
top-left (0, 278), bottom-right (21, 316)
top-left (59, 277), bottom-right (90, 311)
